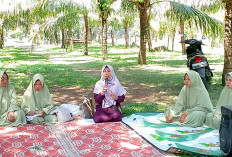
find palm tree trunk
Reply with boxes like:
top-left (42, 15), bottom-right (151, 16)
top-left (61, 27), bottom-right (66, 49)
top-left (115, 31), bottom-right (118, 45)
top-left (76, 28), bottom-right (80, 39)
top-left (124, 21), bottom-right (129, 48)
top-left (89, 28), bottom-right (92, 42)
top-left (0, 28), bottom-right (3, 49)
top-left (167, 35), bottom-right (170, 49)
top-left (147, 21), bottom-right (152, 51)
top-left (83, 14), bottom-right (88, 55)
top-left (172, 28), bottom-right (176, 51)
top-left (180, 23), bottom-right (186, 54)
top-left (54, 29), bottom-right (59, 45)
top-left (222, 1), bottom-right (232, 85)
top-left (138, 4), bottom-right (148, 65)
top-left (111, 28), bottom-right (115, 46)
top-left (147, 7), bottom-right (152, 52)
top-left (97, 25), bottom-right (101, 43)
top-left (102, 16), bottom-right (108, 60)
top-left (49, 29), bottom-right (52, 44)
top-left (68, 29), bottom-right (73, 52)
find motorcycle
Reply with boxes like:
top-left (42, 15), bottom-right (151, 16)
top-left (181, 39), bottom-right (213, 90)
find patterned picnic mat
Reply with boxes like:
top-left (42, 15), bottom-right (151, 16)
top-left (122, 112), bottom-right (222, 156)
top-left (0, 118), bottom-right (172, 157)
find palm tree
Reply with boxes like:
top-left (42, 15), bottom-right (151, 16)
top-left (222, 0), bottom-right (232, 85)
top-left (0, 1), bottom-right (32, 49)
top-left (125, 0), bottom-right (222, 65)
top-left (120, 1), bottom-right (137, 48)
top-left (97, 0), bottom-right (116, 60)
top-left (108, 17), bottom-right (120, 46)
top-left (167, 1), bottom-right (223, 54)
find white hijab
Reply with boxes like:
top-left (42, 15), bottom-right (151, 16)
top-left (94, 65), bottom-right (126, 108)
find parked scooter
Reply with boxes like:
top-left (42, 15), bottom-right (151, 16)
top-left (181, 39), bottom-right (213, 90)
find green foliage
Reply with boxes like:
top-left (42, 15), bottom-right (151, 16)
top-left (158, 21), bottom-right (168, 40)
top-left (120, 0), bottom-right (138, 28)
top-left (168, 1), bottom-right (223, 38)
top-left (200, 0), bottom-right (224, 14)
top-left (98, 0), bottom-right (116, 18)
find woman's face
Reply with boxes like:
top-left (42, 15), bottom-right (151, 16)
top-left (34, 80), bottom-right (43, 91)
top-left (226, 74), bottom-right (232, 89)
top-left (103, 67), bottom-right (111, 79)
top-left (184, 74), bottom-right (192, 87)
top-left (1, 73), bottom-right (8, 87)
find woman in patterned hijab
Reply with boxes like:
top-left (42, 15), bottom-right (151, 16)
top-left (93, 65), bottom-right (126, 123)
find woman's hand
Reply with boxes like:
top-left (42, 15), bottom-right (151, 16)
top-left (179, 112), bottom-right (188, 123)
top-left (166, 115), bottom-right (173, 123)
top-left (110, 90), bottom-right (118, 100)
top-left (7, 111), bottom-right (15, 122)
top-left (38, 110), bottom-right (45, 117)
top-left (102, 85), bottom-right (108, 95)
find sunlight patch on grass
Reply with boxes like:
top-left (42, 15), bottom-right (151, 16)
top-left (1, 43), bottom-right (225, 112)
top-left (139, 65), bottom-right (188, 72)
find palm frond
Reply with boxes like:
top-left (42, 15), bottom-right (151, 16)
top-left (168, 1), bottom-right (223, 37)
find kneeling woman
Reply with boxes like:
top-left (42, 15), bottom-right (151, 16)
top-left (165, 70), bottom-right (213, 127)
top-left (0, 70), bottom-right (26, 126)
top-left (21, 74), bottom-right (57, 125)
top-left (93, 65), bottom-right (126, 123)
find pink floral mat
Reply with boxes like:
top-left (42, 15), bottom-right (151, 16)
top-left (0, 119), bottom-right (173, 157)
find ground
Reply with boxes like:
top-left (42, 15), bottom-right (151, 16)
top-left (6, 40), bottom-right (223, 107)
top-left (50, 80), bottom-right (176, 106)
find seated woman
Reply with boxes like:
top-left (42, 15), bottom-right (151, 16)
top-left (0, 70), bottom-right (26, 126)
top-left (93, 65), bottom-right (126, 123)
top-left (165, 70), bottom-right (213, 127)
top-left (205, 72), bottom-right (232, 129)
top-left (21, 74), bottom-right (57, 125)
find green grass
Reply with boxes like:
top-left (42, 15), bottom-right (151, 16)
top-left (0, 46), bottom-right (48, 66)
top-left (1, 43), bottom-right (224, 107)
top-left (122, 102), bottom-right (167, 117)
top-left (1, 43), bottom-right (225, 157)
top-left (8, 63), bottom-right (99, 93)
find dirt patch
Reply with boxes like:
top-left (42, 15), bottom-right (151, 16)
top-left (51, 86), bottom-right (94, 106)
top-left (50, 82), bottom-right (177, 106)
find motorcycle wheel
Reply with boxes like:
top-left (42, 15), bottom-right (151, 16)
top-left (205, 69), bottom-right (213, 83)
top-left (201, 76), bottom-right (208, 90)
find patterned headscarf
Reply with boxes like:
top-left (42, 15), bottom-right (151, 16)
top-left (94, 65), bottom-right (126, 108)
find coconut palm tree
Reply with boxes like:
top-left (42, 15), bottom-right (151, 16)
top-left (124, 0), bottom-right (223, 65)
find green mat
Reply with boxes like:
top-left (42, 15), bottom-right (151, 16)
top-left (122, 112), bottom-right (222, 156)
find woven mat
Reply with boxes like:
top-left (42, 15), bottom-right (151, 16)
top-left (0, 118), bottom-right (173, 157)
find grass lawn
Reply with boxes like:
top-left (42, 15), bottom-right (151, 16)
top-left (0, 42), bottom-right (225, 157)
top-left (0, 43), bottom-right (224, 117)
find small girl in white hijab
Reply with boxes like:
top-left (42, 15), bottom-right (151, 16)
top-left (93, 65), bottom-right (126, 123)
